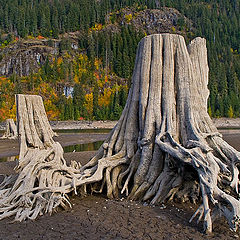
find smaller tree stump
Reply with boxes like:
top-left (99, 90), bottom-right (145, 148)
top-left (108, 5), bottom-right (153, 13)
top-left (0, 95), bottom-right (78, 221)
top-left (0, 119), bottom-right (17, 140)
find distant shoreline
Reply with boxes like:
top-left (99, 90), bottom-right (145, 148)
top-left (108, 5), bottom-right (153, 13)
top-left (50, 120), bottom-right (117, 130)
top-left (0, 120), bottom-right (118, 131)
top-left (1, 118), bottom-right (240, 131)
top-left (212, 118), bottom-right (240, 129)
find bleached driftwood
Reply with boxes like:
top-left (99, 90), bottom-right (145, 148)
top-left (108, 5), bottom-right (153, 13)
top-left (1, 119), bottom-right (17, 139)
top-left (0, 34), bottom-right (239, 234)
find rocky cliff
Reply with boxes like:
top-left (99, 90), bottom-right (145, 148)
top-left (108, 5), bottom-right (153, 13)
top-left (0, 39), bottom-right (60, 77)
top-left (0, 7), bottom-right (192, 78)
top-left (105, 7), bottom-right (193, 35)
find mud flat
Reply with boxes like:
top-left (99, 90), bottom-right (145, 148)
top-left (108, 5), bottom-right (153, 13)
top-left (1, 118), bottom-right (240, 131)
top-left (213, 117), bottom-right (240, 128)
top-left (0, 126), bottom-right (239, 239)
top-left (51, 120), bottom-right (117, 130)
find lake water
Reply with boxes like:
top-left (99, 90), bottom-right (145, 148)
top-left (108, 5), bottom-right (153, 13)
top-left (0, 129), bottom-right (110, 162)
top-left (55, 128), bottom-right (111, 134)
top-left (0, 128), bottom-right (240, 162)
top-left (63, 141), bottom-right (103, 153)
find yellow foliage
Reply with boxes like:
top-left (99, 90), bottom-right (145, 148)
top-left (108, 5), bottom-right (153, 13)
top-left (44, 99), bottom-right (60, 120)
top-left (114, 84), bottom-right (121, 92)
top-left (0, 76), bottom-right (16, 121)
top-left (104, 75), bottom-right (108, 82)
top-left (57, 57), bottom-right (63, 65)
top-left (228, 106), bottom-right (234, 118)
top-left (171, 26), bottom-right (176, 33)
top-left (94, 72), bottom-right (100, 80)
top-left (0, 103), bottom-right (16, 121)
top-left (125, 14), bottom-right (133, 23)
top-left (98, 88), bottom-right (112, 107)
top-left (32, 82), bottom-right (59, 103)
top-left (8, 104), bottom-right (16, 120)
top-left (64, 52), bottom-right (71, 59)
top-left (208, 106), bottom-right (212, 118)
top-left (84, 93), bottom-right (93, 116)
top-left (72, 53), bottom-right (93, 83)
top-left (207, 4), bottom-right (212, 9)
top-left (90, 23), bottom-right (103, 32)
top-left (74, 75), bottom-right (79, 84)
top-left (94, 59), bottom-right (101, 70)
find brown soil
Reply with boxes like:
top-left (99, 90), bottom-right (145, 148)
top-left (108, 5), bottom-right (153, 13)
top-left (0, 131), bottom-right (239, 239)
top-left (0, 195), bottom-right (238, 240)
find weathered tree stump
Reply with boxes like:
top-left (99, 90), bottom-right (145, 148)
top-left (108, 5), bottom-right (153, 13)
top-left (0, 95), bottom-right (79, 221)
top-left (0, 34), bottom-right (239, 233)
top-left (1, 119), bottom-right (17, 139)
top-left (79, 34), bottom-right (240, 233)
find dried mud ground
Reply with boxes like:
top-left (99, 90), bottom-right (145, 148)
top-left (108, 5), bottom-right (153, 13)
top-left (0, 130), bottom-right (240, 239)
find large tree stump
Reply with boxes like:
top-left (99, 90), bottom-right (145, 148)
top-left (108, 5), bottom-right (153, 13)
top-left (0, 34), bottom-right (239, 233)
top-left (1, 119), bottom-right (17, 139)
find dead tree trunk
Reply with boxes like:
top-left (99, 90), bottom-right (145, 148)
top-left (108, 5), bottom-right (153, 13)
top-left (0, 95), bottom-right (79, 221)
top-left (0, 34), bottom-right (239, 233)
top-left (77, 34), bottom-right (240, 233)
top-left (1, 119), bottom-right (17, 139)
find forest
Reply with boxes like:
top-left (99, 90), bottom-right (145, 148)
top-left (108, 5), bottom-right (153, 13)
top-left (0, 0), bottom-right (240, 120)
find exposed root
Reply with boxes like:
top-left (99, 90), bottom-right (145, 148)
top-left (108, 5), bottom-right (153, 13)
top-left (0, 35), bottom-right (240, 234)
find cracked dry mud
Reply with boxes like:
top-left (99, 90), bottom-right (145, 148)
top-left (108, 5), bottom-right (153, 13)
top-left (0, 194), bottom-right (238, 240)
top-left (0, 131), bottom-right (239, 239)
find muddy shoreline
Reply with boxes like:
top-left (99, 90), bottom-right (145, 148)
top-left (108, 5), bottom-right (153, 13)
top-left (0, 124), bottom-right (240, 239)
top-left (1, 118), bottom-right (240, 131)
top-left (0, 120), bottom-right (117, 131)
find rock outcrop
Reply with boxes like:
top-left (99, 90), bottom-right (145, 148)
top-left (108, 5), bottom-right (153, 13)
top-left (0, 40), bottom-right (59, 77)
top-left (0, 8), bottom-right (192, 78)
top-left (105, 7), bottom-right (193, 35)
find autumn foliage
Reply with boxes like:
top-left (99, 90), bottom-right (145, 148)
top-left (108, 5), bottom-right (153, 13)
top-left (0, 77), bottom-right (16, 121)
top-left (0, 53), bottom-right (128, 121)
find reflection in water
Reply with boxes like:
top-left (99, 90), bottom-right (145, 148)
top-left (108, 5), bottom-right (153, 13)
top-left (0, 128), bottom-right (109, 162)
top-left (0, 141), bottom-right (103, 162)
top-left (1, 128), bottom-right (240, 161)
top-left (55, 129), bottom-right (111, 134)
top-left (0, 156), bottom-right (18, 162)
top-left (63, 141), bottom-right (103, 153)
top-left (0, 157), bottom-right (8, 162)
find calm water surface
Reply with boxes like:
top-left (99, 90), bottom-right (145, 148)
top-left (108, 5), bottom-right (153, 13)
top-left (0, 129), bottom-right (108, 162)
top-left (1, 128), bottom-right (240, 162)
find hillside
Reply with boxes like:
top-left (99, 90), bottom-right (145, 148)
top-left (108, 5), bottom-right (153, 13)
top-left (0, 7), bottom-right (191, 78)
top-left (0, 0), bottom-right (240, 120)
top-left (0, 7), bottom-right (191, 121)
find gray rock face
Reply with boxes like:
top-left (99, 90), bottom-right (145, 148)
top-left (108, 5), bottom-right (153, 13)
top-left (105, 7), bottom-right (192, 35)
top-left (0, 40), bottom-right (59, 77)
top-left (130, 8), bottom-right (191, 34)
